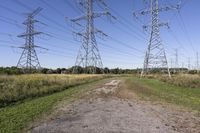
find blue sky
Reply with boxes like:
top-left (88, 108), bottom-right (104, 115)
top-left (0, 0), bottom-right (199, 69)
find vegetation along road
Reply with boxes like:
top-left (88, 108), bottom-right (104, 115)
top-left (0, 74), bottom-right (200, 133)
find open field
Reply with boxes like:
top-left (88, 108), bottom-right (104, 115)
top-left (143, 74), bottom-right (200, 88)
top-left (125, 76), bottom-right (200, 112)
top-left (0, 74), bottom-right (111, 107)
top-left (28, 77), bottom-right (200, 133)
top-left (1, 74), bottom-right (200, 133)
top-left (159, 74), bottom-right (200, 88)
top-left (0, 77), bottom-right (112, 133)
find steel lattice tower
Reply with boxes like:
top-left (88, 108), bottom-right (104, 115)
top-left (134, 0), bottom-right (180, 77)
top-left (17, 7), bottom-right (43, 73)
top-left (71, 0), bottom-right (114, 74)
top-left (196, 52), bottom-right (199, 72)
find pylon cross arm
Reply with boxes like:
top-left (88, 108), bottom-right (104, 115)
top-left (133, 5), bottom-right (180, 17)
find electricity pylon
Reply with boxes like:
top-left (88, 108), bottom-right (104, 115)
top-left (133, 0), bottom-right (180, 78)
top-left (174, 48), bottom-right (179, 73)
top-left (188, 57), bottom-right (190, 70)
top-left (196, 52), bottom-right (199, 73)
top-left (175, 49), bottom-right (179, 69)
top-left (71, 0), bottom-right (115, 74)
top-left (17, 7), bottom-right (43, 73)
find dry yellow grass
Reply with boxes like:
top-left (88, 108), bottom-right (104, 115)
top-left (158, 74), bottom-right (200, 88)
top-left (0, 74), bottom-right (108, 107)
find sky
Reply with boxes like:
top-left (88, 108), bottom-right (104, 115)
top-left (0, 0), bottom-right (199, 69)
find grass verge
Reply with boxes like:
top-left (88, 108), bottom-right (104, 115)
top-left (0, 74), bottom-right (110, 107)
top-left (0, 78), bottom-right (110, 133)
top-left (125, 77), bottom-right (200, 111)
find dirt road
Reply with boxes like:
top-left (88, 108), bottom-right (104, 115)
top-left (29, 80), bottom-right (200, 133)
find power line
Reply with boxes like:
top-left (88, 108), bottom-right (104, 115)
top-left (0, 17), bottom-right (23, 29)
top-left (40, 0), bottom-right (65, 17)
top-left (0, 44), bottom-right (16, 48)
top-left (107, 21), bottom-right (146, 42)
top-left (0, 15), bottom-right (79, 51)
top-left (99, 42), bottom-right (142, 58)
top-left (13, 0), bottom-right (73, 34)
top-left (0, 35), bottom-right (143, 61)
top-left (108, 35), bottom-right (144, 54)
top-left (0, 4), bottom-right (21, 15)
top-left (0, 5), bottom-right (80, 49)
top-left (62, 0), bottom-right (82, 14)
top-left (0, 16), bottom-right (79, 57)
top-left (177, 12), bottom-right (195, 52)
top-left (97, 4), bottom-right (147, 42)
top-left (106, 3), bottom-right (147, 38)
top-left (7, 0), bottom-right (145, 58)
top-left (64, 0), bottom-right (145, 54)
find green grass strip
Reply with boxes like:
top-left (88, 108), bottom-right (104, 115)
top-left (126, 77), bottom-right (200, 112)
top-left (0, 79), bottom-right (107, 133)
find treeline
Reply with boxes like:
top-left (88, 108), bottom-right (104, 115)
top-left (0, 67), bottom-right (23, 75)
top-left (0, 66), bottom-right (140, 75)
top-left (141, 68), bottom-right (199, 75)
top-left (0, 66), bottom-right (199, 75)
